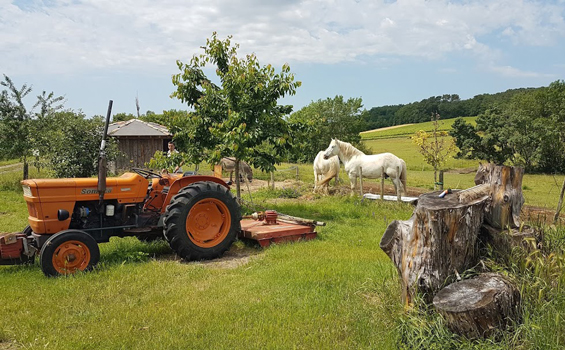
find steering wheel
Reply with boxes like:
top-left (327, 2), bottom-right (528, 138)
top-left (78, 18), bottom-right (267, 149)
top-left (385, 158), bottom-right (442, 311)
top-left (131, 167), bottom-right (162, 179)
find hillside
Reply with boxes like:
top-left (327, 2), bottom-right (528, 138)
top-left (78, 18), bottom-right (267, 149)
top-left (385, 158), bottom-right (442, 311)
top-left (363, 87), bottom-right (538, 130)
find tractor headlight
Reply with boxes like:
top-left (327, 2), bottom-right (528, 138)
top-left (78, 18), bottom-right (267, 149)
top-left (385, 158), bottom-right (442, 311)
top-left (22, 185), bottom-right (32, 197)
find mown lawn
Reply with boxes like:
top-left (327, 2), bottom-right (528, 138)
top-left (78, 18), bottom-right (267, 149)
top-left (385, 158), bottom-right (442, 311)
top-left (2, 169), bottom-right (565, 349)
top-left (1, 188), bottom-right (411, 350)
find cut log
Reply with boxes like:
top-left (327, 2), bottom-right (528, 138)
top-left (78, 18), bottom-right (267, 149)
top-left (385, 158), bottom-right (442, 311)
top-left (480, 224), bottom-right (540, 255)
top-left (380, 190), bottom-right (490, 304)
top-left (474, 163), bottom-right (525, 229)
top-left (433, 273), bottom-right (521, 339)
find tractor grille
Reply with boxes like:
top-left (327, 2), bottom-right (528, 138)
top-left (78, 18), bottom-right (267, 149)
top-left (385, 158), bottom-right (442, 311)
top-left (26, 202), bottom-right (38, 218)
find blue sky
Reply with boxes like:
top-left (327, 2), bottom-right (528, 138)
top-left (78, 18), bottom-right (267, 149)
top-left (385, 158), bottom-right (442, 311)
top-left (1, 0), bottom-right (564, 117)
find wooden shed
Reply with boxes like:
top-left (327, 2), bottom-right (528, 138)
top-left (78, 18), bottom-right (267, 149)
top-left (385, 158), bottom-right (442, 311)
top-left (108, 119), bottom-right (172, 171)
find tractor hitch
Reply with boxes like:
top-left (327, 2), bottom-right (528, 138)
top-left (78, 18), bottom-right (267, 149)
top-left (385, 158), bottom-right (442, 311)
top-left (0, 232), bottom-right (36, 265)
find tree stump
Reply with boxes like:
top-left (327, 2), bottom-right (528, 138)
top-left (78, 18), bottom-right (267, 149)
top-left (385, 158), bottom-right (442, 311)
top-left (480, 224), bottom-right (540, 255)
top-left (474, 163), bottom-right (525, 229)
top-left (380, 190), bottom-right (490, 304)
top-left (433, 273), bottom-right (521, 339)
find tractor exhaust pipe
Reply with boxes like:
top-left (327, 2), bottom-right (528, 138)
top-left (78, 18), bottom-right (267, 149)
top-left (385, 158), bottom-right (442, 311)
top-left (98, 100), bottom-right (113, 205)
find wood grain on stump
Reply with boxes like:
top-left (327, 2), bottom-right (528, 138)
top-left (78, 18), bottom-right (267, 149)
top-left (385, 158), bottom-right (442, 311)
top-left (380, 190), bottom-right (490, 304)
top-left (474, 163), bottom-right (525, 229)
top-left (433, 273), bottom-right (521, 339)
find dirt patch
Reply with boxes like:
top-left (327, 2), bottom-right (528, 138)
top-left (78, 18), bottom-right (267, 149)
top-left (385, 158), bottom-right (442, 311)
top-left (0, 341), bottom-right (19, 350)
top-left (229, 178), bottom-right (302, 193)
top-left (360, 124), bottom-right (415, 134)
top-left (198, 245), bottom-right (262, 269)
top-left (447, 167), bottom-right (477, 174)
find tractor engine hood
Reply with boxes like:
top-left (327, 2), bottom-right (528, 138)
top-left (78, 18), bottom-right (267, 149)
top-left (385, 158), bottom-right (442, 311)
top-left (21, 173), bottom-right (149, 234)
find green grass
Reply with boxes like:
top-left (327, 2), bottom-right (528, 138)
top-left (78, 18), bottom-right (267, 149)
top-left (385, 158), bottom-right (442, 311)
top-left (359, 125), bottom-right (565, 210)
top-left (0, 159), bottom-right (21, 167)
top-left (2, 167), bottom-right (565, 349)
top-left (1, 188), bottom-right (411, 350)
top-left (360, 116), bottom-right (477, 140)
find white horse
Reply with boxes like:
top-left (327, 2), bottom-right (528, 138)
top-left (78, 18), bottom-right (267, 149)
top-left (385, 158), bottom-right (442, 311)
top-left (313, 151), bottom-right (340, 194)
top-left (323, 139), bottom-right (407, 200)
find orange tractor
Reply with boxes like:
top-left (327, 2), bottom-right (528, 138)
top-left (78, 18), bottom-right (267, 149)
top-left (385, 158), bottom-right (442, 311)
top-left (0, 101), bottom-right (240, 276)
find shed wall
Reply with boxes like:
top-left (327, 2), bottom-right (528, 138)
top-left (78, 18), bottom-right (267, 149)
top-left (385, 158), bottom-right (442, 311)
top-left (115, 137), bottom-right (169, 170)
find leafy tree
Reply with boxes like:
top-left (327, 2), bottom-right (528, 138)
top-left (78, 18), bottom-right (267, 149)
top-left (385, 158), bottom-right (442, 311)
top-left (145, 149), bottom-right (185, 173)
top-left (450, 117), bottom-right (480, 159)
top-left (141, 109), bottom-right (189, 129)
top-left (170, 32), bottom-right (301, 199)
top-left (544, 80), bottom-right (565, 222)
top-left (412, 113), bottom-right (456, 189)
top-left (41, 111), bottom-right (117, 178)
top-left (0, 75), bottom-right (63, 179)
top-left (365, 104), bottom-right (403, 130)
top-left (450, 108), bottom-right (514, 165)
top-left (288, 95), bottom-right (368, 162)
top-left (112, 112), bottom-right (136, 123)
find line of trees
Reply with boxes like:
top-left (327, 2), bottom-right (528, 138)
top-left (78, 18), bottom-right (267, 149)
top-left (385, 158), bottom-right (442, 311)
top-left (365, 88), bottom-right (538, 130)
top-left (450, 80), bottom-right (565, 174)
top-left (0, 75), bottom-right (117, 179)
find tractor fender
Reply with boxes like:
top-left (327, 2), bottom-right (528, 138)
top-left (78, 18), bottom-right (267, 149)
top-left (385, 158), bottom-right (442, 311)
top-left (161, 176), bottom-right (230, 213)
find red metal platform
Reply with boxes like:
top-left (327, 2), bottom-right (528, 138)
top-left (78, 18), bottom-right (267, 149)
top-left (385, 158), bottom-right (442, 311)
top-left (239, 219), bottom-right (317, 247)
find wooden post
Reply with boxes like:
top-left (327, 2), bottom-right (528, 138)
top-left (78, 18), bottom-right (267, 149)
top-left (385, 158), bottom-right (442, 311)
top-left (381, 169), bottom-right (385, 201)
top-left (359, 167), bottom-right (363, 196)
top-left (213, 164), bottom-right (223, 179)
top-left (295, 166), bottom-right (299, 181)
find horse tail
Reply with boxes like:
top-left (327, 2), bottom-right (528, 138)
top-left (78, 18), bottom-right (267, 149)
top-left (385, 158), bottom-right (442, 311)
top-left (317, 167), bottom-right (338, 188)
top-left (400, 159), bottom-right (407, 194)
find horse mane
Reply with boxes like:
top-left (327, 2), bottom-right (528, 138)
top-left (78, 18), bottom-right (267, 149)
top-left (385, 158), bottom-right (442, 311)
top-left (336, 139), bottom-right (364, 159)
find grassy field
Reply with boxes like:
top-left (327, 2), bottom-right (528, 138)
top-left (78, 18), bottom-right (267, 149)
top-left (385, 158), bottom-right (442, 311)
top-left (360, 116), bottom-right (477, 140)
top-left (2, 182), bottom-right (565, 349)
top-left (357, 121), bottom-right (565, 211)
top-left (1, 186), bottom-right (411, 350)
top-left (2, 121), bottom-right (565, 349)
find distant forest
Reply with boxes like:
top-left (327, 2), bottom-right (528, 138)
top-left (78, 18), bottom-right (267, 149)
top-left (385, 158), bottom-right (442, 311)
top-left (363, 87), bottom-right (538, 130)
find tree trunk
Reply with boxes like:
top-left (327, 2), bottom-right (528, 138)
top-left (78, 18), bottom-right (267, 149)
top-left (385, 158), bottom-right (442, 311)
top-left (474, 163), bottom-right (525, 229)
top-left (23, 158), bottom-right (29, 180)
top-left (235, 159), bottom-right (241, 201)
top-left (380, 190), bottom-right (490, 304)
top-left (433, 273), bottom-right (521, 339)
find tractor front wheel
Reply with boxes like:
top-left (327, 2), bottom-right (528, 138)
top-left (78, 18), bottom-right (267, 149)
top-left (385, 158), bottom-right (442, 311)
top-left (164, 181), bottom-right (240, 261)
top-left (39, 230), bottom-right (100, 277)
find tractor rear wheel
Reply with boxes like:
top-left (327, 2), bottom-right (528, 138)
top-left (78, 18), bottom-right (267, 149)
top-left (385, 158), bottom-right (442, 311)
top-left (164, 181), bottom-right (240, 261)
top-left (39, 230), bottom-right (100, 277)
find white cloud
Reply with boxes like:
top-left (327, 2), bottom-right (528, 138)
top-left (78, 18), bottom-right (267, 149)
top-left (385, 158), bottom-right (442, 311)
top-left (1, 0), bottom-right (564, 76)
top-left (488, 65), bottom-right (555, 78)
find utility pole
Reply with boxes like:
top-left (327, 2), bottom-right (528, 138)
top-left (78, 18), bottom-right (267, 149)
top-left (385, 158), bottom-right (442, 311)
top-left (135, 94), bottom-right (140, 118)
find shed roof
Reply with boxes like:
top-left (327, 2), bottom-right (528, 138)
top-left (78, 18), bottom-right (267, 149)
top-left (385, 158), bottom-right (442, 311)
top-left (108, 119), bottom-right (172, 137)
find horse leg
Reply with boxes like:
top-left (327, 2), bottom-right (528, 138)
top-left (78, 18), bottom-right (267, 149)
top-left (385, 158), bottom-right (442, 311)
top-left (392, 177), bottom-right (401, 201)
top-left (313, 169), bottom-right (319, 193)
top-left (349, 175), bottom-right (357, 196)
